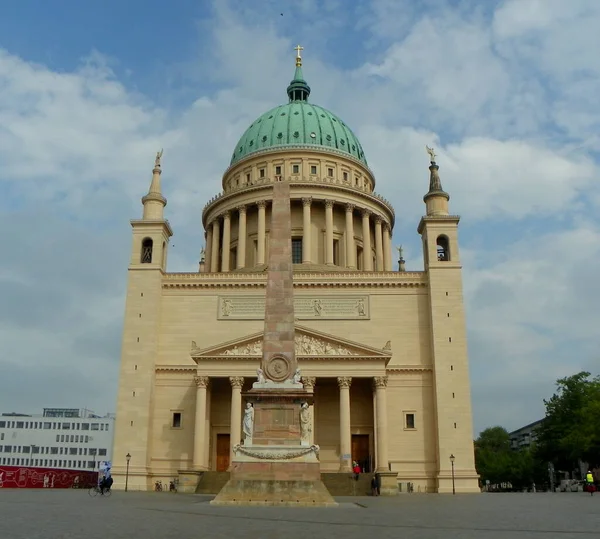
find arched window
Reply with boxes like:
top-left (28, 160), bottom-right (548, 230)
top-left (141, 238), bottom-right (153, 263)
top-left (436, 235), bottom-right (450, 261)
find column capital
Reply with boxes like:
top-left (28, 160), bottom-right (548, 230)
top-left (237, 204), bottom-right (247, 214)
top-left (373, 376), bottom-right (388, 389)
top-left (361, 208), bottom-right (371, 218)
top-left (302, 197), bottom-right (313, 207)
top-left (325, 199), bottom-right (334, 209)
top-left (221, 210), bottom-right (231, 220)
top-left (194, 375), bottom-right (210, 388)
top-left (302, 376), bottom-right (316, 390)
top-left (256, 200), bottom-right (267, 209)
top-left (383, 221), bottom-right (391, 231)
top-left (229, 376), bottom-right (244, 389)
top-left (337, 376), bottom-right (352, 389)
top-left (374, 215), bottom-right (383, 225)
top-left (345, 203), bottom-right (355, 212)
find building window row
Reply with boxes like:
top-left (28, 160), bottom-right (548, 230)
top-left (0, 420), bottom-right (110, 431)
top-left (0, 445), bottom-right (107, 456)
top-left (0, 457), bottom-right (99, 469)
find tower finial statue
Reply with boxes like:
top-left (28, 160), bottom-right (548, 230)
top-left (155, 149), bottom-right (163, 168)
top-left (425, 145), bottom-right (436, 163)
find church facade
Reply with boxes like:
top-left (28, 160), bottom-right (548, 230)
top-left (111, 53), bottom-right (480, 493)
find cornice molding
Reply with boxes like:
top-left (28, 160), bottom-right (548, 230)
top-left (155, 366), bottom-right (197, 374)
top-left (386, 365), bottom-right (433, 373)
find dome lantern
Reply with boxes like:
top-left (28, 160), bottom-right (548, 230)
top-left (286, 45), bottom-right (311, 102)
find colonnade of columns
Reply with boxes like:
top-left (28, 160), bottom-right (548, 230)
top-left (191, 374), bottom-right (390, 473)
top-left (204, 199), bottom-right (394, 272)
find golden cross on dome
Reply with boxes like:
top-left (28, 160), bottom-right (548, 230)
top-left (294, 44), bottom-right (304, 66)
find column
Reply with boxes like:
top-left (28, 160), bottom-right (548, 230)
top-left (302, 377), bottom-right (316, 445)
top-left (345, 203), bottom-right (356, 269)
top-left (210, 218), bottom-right (220, 273)
top-left (373, 376), bottom-right (389, 472)
top-left (302, 197), bottom-right (312, 264)
top-left (325, 200), bottom-right (334, 265)
top-left (229, 377), bottom-right (244, 463)
top-left (374, 216), bottom-right (384, 271)
top-left (257, 200), bottom-right (266, 265)
top-left (361, 210), bottom-right (372, 271)
top-left (337, 376), bottom-right (352, 472)
top-left (193, 376), bottom-right (210, 469)
top-left (221, 211), bottom-right (231, 272)
top-left (237, 205), bottom-right (247, 269)
top-left (205, 224), bottom-right (213, 273)
top-left (383, 223), bottom-right (392, 271)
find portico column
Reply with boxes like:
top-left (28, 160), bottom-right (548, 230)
top-left (229, 377), bottom-right (244, 463)
top-left (210, 218), bottom-right (220, 272)
top-left (221, 211), bottom-right (231, 272)
top-left (373, 376), bottom-right (389, 471)
top-left (237, 205), bottom-right (247, 269)
top-left (337, 376), bottom-right (352, 472)
top-left (302, 377), bottom-right (316, 445)
top-left (325, 200), bottom-right (334, 265)
top-left (302, 197), bottom-right (312, 264)
top-left (345, 203), bottom-right (356, 269)
top-left (361, 210), bottom-right (372, 271)
top-left (383, 223), bottom-right (392, 271)
top-left (205, 224), bottom-right (213, 273)
top-left (193, 376), bottom-right (210, 469)
top-left (257, 200), bottom-right (266, 265)
top-left (374, 216), bottom-right (384, 271)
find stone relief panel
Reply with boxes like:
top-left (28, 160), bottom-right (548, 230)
top-left (218, 334), bottom-right (361, 356)
top-left (218, 296), bottom-right (370, 320)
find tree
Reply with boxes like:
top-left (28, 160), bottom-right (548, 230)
top-left (536, 371), bottom-right (600, 470)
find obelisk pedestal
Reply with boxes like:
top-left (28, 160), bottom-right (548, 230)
top-left (210, 178), bottom-right (337, 507)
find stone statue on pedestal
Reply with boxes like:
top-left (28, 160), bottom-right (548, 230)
top-left (243, 402), bottom-right (254, 444)
top-left (256, 368), bottom-right (266, 384)
top-left (292, 368), bottom-right (302, 385)
top-left (300, 402), bottom-right (312, 444)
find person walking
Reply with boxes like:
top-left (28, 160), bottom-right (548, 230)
top-left (585, 470), bottom-right (596, 496)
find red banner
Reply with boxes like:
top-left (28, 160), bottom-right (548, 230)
top-left (0, 466), bottom-right (98, 489)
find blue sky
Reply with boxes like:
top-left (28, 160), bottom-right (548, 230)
top-left (1, 0), bottom-right (599, 435)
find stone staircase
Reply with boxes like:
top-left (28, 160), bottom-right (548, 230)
top-left (195, 472), bottom-right (230, 494)
top-left (321, 473), bottom-right (372, 496)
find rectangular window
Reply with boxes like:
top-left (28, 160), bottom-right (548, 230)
top-left (172, 412), bottom-right (182, 429)
top-left (60, 448), bottom-right (64, 455)
top-left (356, 246), bottom-right (363, 270)
top-left (69, 448), bottom-right (77, 455)
top-left (75, 435), bottom-right (79, 443)
top-left (0, 421), bottom-right (5, 428)
top-left (62, 422), bottom-right (70, 430)
top-left (88, 461), bottom-right (95, 469)
top-left (32, 446), bottom-right (40, 454)
top-left (327, 167), bottom-right (333, 177)
top-left (246, 173), bottom-right (250, 183)
top-left (343, 171), bottom-right (348, 181)
top-left (81, 423), bottom-right (89, 431)
top-left (291, 238), bottom-right (303, 264)
top-left (89, 448), bottom-right (97, 456)
top-left (0, 433), bottom-right (3, 441)
top-left (405, 413), bottom-right (416, 430)
top-left (259, 168), bottom-right (265, 178)
top-left (43, 422), bottom-right (51, 429)
top-left (70, 435), bottom-right (74, 442)
top-left (85, 436), bottom-right (89, 443)
top-left (99, 449), bottom-right (107, 456)
top-left (333, 239), bottom-right (340, 265)
top-left (292, 164), bottom-right (299, 174)
top-left (100, 424), bottom-right (104, 431)
top-left (16, 422), bottom-right (24, 429)
top-left (105, 424), bottom-right (109, 431)
top-left (275, 165), bottom-right (281, 175)
top-left (22, 446), bottom-right (30, 454)
top-left (50, 447), bottom-right (58, 455)
top-left (91, 424), bottom-right (99, 431)
top-left (4, 446), bottom-right (11, 453)
top-left (56, 435), bottom-right (60, 442)
top-left (310, 165), bottom-right (317, 175)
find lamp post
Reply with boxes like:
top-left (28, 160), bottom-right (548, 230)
top-left (125, 453), bottom-right (131, 492)
top-left (450, 454), bottom-right (456, 495)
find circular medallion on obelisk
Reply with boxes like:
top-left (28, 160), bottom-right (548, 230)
top-left (265, 355), bottom-right (292, 382)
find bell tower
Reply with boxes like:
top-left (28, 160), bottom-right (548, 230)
top-left (112, 151), bottom-right (173, 490)
top-left (418, 147), bottom-right (479, 493)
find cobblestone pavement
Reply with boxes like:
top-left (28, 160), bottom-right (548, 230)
top-left (1, 489), bottom-right (599, 539)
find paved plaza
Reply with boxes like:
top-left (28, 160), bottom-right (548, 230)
top-left (1, 489), bottom-right (598, 538)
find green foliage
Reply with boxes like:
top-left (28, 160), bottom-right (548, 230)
top-left (536, 371), bottom-right (600, 468)
top-left (475, 427), bottom-right (537, 489)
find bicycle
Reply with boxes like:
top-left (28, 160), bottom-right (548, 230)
top-left (154, 480), bottom-right (163, 492)
top-left (88, 485), bottom-right (112, 497)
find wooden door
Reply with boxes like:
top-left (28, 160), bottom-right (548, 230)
top-left (352, 434), bottom-right (370, 472)
top-left (216, 434), bottom-right (230, 472)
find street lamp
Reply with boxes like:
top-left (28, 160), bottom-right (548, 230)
top-left (125, 453), bottom-right (131, 492)
top-left (450, 454), bottom-right (456, 495)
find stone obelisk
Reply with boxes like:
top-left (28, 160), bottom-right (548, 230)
top-left (211, 177), bottom-right (336, 506)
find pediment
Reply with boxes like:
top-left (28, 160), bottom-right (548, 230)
top-left (191, 324), bottom-right (392, 360)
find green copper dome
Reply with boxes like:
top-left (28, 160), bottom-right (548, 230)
top-left (230, 63), bottom-right (368, 166)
